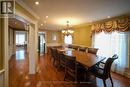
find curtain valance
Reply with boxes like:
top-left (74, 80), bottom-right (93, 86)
top-left (91, 16), bottom-right (130, 33)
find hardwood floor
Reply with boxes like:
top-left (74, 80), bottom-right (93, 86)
top-left (9, 49), bottom-right (130, 87)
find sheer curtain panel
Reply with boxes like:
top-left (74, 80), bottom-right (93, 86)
top-left (94, 31), bottom-right (129, 75)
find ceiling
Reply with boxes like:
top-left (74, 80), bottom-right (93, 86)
top-left (22, 0), bottom-right (130, 30)
top-left (9, 18), bottom-right (26, 30)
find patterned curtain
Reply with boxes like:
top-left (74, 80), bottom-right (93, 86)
top-left (91, 16), bottom-right (130, 34)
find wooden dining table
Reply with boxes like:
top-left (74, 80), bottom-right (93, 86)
top-left (57, 47), bottom-right (105, 69)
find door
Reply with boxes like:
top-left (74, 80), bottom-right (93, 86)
top-left (38, 32), bottom-right (46, 55)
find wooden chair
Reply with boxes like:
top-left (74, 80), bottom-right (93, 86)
top-left (72, 45), bottom-right (79, 50)
top-left (51, 48), bottom-right (60, 65)
top-left (64, 54), bottom-right (86, 82)
top-left (58, 51), bottom-right (66, 68)
top-left (50, 47), bottom-right (55, 61)
top-left (68, 44), bottom-right (73, 49)
top-left (78, 47), bottom-right (87, 52)
top-left (88, 55), bottom-right (118, 87)
top-left (64, 54), bottom-right (77, 81)
top-left (88, 48), bottom-right (98, 54)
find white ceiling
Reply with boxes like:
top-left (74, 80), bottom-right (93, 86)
top-left (22, 0), bottom-right (130, 30)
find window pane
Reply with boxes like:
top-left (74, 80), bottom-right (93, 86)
top-left (64, 35), bottom-right (72, 44)
top-left (16, 33), bottom-right (25, 45)
top-left (94, 31), bottom-right (129, 74)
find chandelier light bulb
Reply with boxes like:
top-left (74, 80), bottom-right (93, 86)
top-left (62, 20), bottom-right (74, 36)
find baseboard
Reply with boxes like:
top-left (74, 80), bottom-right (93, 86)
top-left (124, 69), bottom-right (130, 78)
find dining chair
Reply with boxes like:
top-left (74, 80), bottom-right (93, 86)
top-left (78, 47), bottom-right (88, 52)
top-left (58, 51), bottom-right (66, 68)
top-left (88, 48), bottom-right (98, 54)
top-left (51, 48), bottom-right (60, 66)
top-left (112, 54), bottom-right (118, 58)
top-left (72, 45), bottom-right (79, 50)
top-left (64, 54), bottom-right (86, 82)
top-left (88, 55), bottom-right (118, 87)
top-left (68, 44), bottom-right (73, 48)
top-left (64, 54), bottom-right (77, 81)
top-left (50, 47), bottom-right (54, 60)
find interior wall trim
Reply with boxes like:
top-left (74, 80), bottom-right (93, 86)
top-left (0, 69), bottom-right (5, 75)
top-left (16, 0), bottom-right (39, 20)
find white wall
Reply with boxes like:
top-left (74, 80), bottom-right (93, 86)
top-left (28, 24), bottom-right (38, 74)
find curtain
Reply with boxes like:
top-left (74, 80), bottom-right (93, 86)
top-left (117, 32), bottom-right (129, 74)
top-left (91, 17), bottom-right (130, 34)
top-left (94, 31), bottom-right (129, 75)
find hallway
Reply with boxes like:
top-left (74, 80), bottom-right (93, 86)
top-left (9, 48), bottom-right (130, 87)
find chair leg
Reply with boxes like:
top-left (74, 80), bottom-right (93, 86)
top-left (109, 74), bottom-right (113, 87)
top-left (103, 79), bottom-right (106, 87)
top-left (64, 72), bottom-right (66, 81)
top-left (53, 59), bottom-right (55, 65)
top-left (64, 67), bottom-right (67, 81)
top-left (75, 75), bottom-right (77, 83)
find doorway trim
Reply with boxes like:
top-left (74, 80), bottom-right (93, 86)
top-left (2, 2), bottom-right (39, 87)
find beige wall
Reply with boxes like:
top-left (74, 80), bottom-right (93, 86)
top-left (73, 25), bottom-right (92, 47)
top-left (39, 30), bottom-right (62, 45)
top-left (47, 31), bottom-right (62, 43)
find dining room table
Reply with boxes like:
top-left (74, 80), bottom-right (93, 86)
top-left (57, 47), bottom-right (106, 69)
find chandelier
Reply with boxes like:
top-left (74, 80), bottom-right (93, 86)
top-left (62, 21), bottom-right (74, 36)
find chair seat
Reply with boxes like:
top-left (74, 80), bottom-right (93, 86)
top-left (90, 66), bottom-right (104, 78)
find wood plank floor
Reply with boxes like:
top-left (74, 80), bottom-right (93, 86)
top-left (9, 49), bottom-right (130, 87)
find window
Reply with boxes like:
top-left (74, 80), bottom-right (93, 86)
top-left (16, 32), bottom-right (26, 45)
top-left (94, 31), bottom-right (129, 74)
top-left (52, 34), bottom-right (57, 41)
top-left (64, 35), bottom-right (72, 44)
top-left (94, 31), bottom-right (119, 57)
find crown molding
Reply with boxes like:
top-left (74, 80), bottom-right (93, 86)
top-left (73, 23), bottom-right (91, 28)
top-left (16, 0), bottom-right (40, 20)
top-left (91, 13), bottom-right (130, 24)
top-left (39, 28), bottom-right (61, 32)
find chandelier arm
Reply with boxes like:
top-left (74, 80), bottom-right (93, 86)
top-left (61, 21), bottom-right (74, 36)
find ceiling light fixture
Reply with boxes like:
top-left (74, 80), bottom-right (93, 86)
top-left (35, 1), bottom-right (39, 5)
top-left (41, 24), bottom-right (43, 26)
top-left (62, 21), bottom-right (74, 36)
top-left (56, 18), bottom-right (81, 26)
top-left (45, 16), bottom-right (48, 19)
top-left (107, 16), bottom-right (111, 18)
top-left (42, 21), bottom-right (48, 29)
